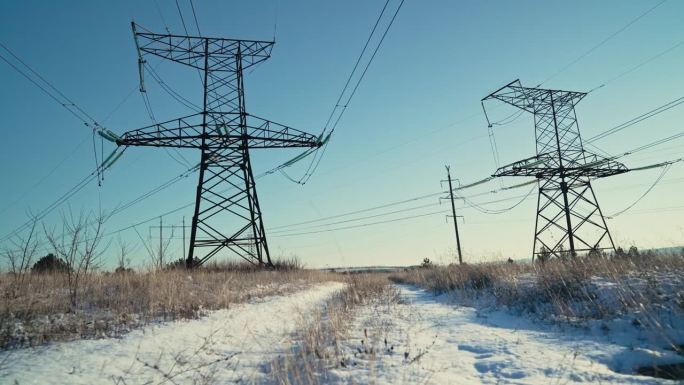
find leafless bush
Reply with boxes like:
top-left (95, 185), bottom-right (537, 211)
top-left (43, 210), bottom-right (109, 306)
top-left (2, 216), bottom-right (39, 298)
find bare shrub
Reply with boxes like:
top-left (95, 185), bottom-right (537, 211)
top-left (2, 216), bottom-right (40, 298)
top-left (43, 210), bottom-right (108, 306)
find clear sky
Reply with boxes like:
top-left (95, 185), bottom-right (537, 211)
top-left (1, 0), bottom-right (683, 268)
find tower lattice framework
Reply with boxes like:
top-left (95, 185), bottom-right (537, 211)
top-left (118, 24), bottom-right (322, 267)
top-left (483, 80), bottom-right (628, 260)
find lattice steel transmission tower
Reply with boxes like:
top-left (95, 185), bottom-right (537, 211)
top-left (482, 80), bottom-right (628, 260)
top-left (117, 24), bottom-right (322, 267)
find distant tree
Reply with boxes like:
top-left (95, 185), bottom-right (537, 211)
top-left (628, 246), bottom-right (640, 258)
top-left (114, 266), bottom-right (133, 274)
top-left (420, 258), bottom-right (432, 268)
top-left (115, 238), bottom-right (132, 273)
top-left (587, 247), bottom-right (603, 259)
top-left (166, 257), bottom-right (200, 269)
top-left (537, 246), bottom-right (551, 264)
top-left (558, 245), bottom-right (572, 261)
top-left (31, 253), bottom-right (71, 273)
top-left (615, 247), bottom-right (626, 258)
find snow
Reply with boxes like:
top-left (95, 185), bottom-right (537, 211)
top-left (326, 285), bottom-right (683, 384)
top-left (0, 281), bottom-right (345, 385)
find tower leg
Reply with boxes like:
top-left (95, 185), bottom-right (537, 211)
top-left (533, 176), bottom-right (615, 260)
top-left (186, 145), bottom-right (272, 267)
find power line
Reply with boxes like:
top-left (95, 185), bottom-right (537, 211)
top-left (606, 163), bottom-right (672, 218)
top-left (620, 130), bottom-right (684, 157)
top-left (589, 39), bottom-right (684, 92)
top-left (0, 148), bottom-right (126, 243)
top-left (539, 0), bottom-right (668, 85)
top-left (269, 189), bottom-right (542, 238)
top-left (174, 0), bottom-right (190, 36)
top-left (299, 0), bottom-right (406, 184)
top-left (269, 190), bottom-right (444, 230)
top-left (0, 41), bottom-right (100, 127)
top-left (268, 201), bottom-right (441, 234)
top-left (586, 96), bottom-right (684, 143)
top-left (144, 62), bottom-right (202, 111)
top-left (271, 209), bottom-right (448, 238)
top-left (188, 0), bottom-right (202, 36)
top-left (274, 0), bottom-right (405, 185)
top-left (2, 160), bottom-right (196, 251)
top-left (0, 137), bottom-right (89, 217)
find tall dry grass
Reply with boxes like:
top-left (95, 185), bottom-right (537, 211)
top-left (269, 274), bottom-right (398, 385)
top-left (0, 265), bottom-right (336, 349)
top-left (391, 251), bottom-right (684, 322)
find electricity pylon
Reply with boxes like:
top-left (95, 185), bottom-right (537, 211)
top-left (482, 80), bottom-right (628, 260)
top-left (117, 24), bottom-right (322, 267)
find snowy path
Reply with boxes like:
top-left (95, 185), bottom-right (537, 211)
top-left (329, 285), bottom-right (680, 384)
top-left (0, 281), bottom-right (345, 385)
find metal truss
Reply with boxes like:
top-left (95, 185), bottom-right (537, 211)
top-left (118, 24), bottom-right (321, 267)
top-left (483, 80), bottom-right (629, 260)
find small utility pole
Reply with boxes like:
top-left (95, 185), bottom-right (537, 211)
top-left (159, 216), bottom-right (163, 268)
top-left (445, 166), bottom-right (463, 264)
top-left (182, 216), bottom-right (186, 261)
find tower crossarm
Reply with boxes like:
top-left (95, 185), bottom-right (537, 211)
top-left (494, 152), bottom-right (629, 178)
top-left (116, 113), bottom-right (322, 149)
top-left (116, 113), bottom-right (204, 148)
top-left (133, 23), bottom-right (274, 72)
top-left (482, 79), bottom-right (587, 114)
top-left (243, 114), bottom-right (323, 148)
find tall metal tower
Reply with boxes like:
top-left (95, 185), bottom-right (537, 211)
top-left (482, 80), bottom-right (628, 260)
top-left (117, 24), bottom-right (322, 267)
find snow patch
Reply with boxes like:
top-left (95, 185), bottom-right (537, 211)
top-left (0, 282), bottom-right (345, 385)
top-left (326, 285), bottom-right (683, 384)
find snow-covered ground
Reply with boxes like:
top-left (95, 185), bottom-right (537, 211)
top-left (327, 285), bottom-right (683, 384)
top-left (0, 281), bottom-right (345, 385)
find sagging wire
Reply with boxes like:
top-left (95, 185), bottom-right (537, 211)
top-left (457, 185), bottom-right (537, 215)
top-left (268, 0), bottom-right (404, 185)
top-left (606, 163), bottom-right (673, 219)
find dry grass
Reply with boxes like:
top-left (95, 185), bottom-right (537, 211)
top-left (0, 264), bottom-right (336, 349)
top-left (390, 251), bottom-right (684, 322)
top-left (269, 273), bottom-right (398, 385)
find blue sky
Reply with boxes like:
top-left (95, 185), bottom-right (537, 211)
top-left (1, 0), bottom-right (683, 268)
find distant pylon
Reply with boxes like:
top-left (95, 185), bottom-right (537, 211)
top-left (482, 80), bottom-right (629, 260)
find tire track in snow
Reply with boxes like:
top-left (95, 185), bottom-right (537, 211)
top-left (0, 281), bottom-right (346, 385)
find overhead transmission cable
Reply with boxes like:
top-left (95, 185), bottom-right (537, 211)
top-left (588, 39), bottom-right (684, 93)
top-left (0, 41), bottom-right (100, 128)
top-left (606, 163), bottom-right (673, 218)
top-left (538, 0), bottom-right (668, 86)
top-left (585, 95), bottom-right (684, 143)
top-left (297, 0), bottom-right (406, 185)
top-left (0, 147), bottom-right (127, 243)
top-left (189, 0), bottom-right (202, 35)
top-left (272, 0), bottom-right (405, 184)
